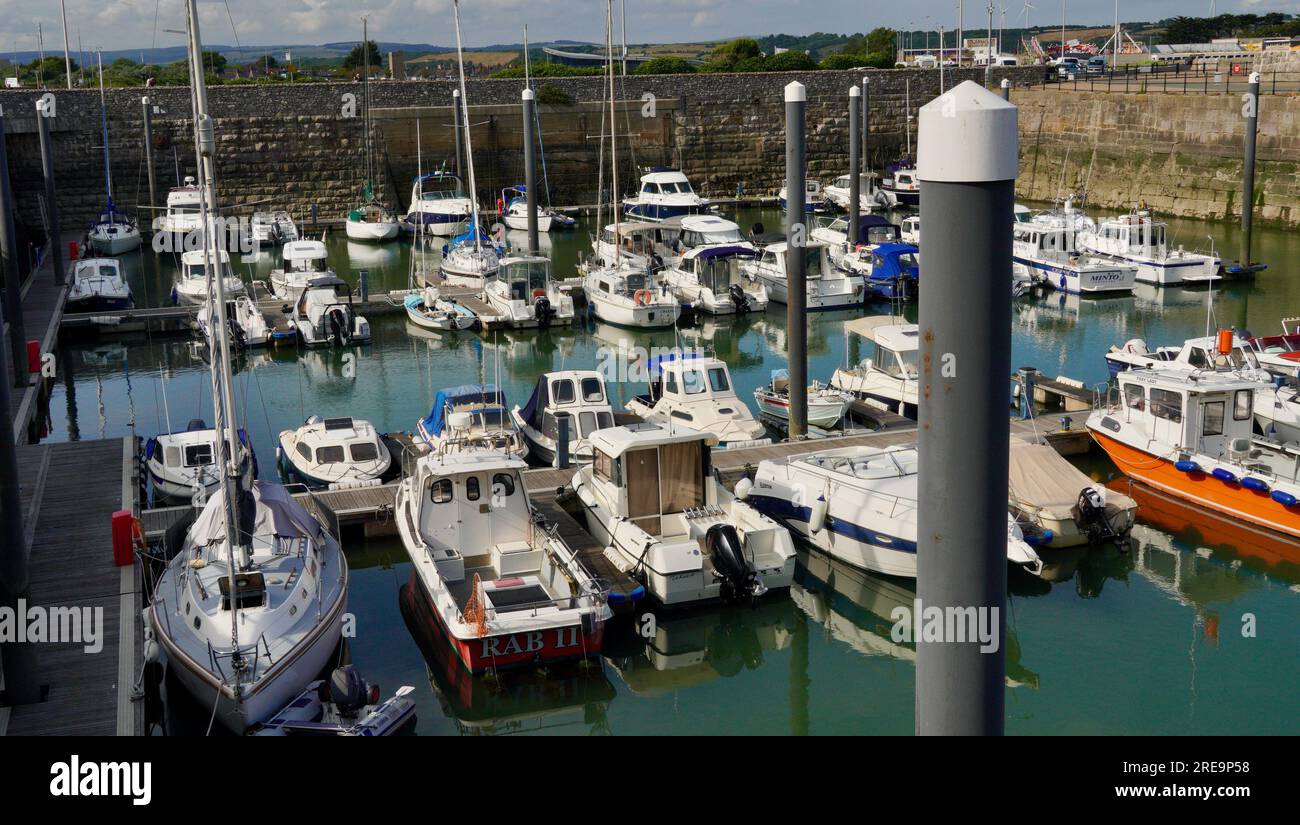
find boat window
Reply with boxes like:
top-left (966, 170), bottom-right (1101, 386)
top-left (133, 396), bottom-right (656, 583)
top-left (1124, 383), bottom-right (1145, 411)
top-left (643, 182), bottom-right (659, 194)
top-left (683, 369), bottom-right (707, 395)
top-left (597, 411), bottom-right (614, 429)
top-left (580, 377), bottom-right (604, 403)
top-left (579, 412), bottom-right (596, 437)
top-left (1186, 347), bottom-right (1210, 369)
top-left (184, 444), bottom-right (214, 466)
top-left (1234, 389), bottom-right (1252, 420)
top-left (708, 367), bottom-right (730, 393)
top-left (316, 445), bottom-right (345, 464)
top-left (350, 442), bottom-right (380, 462)
top-left (664, 370), bottom-right (679, 395)
top-left (491, 473), bottom-right (516, 499)
top-left (1150, 388), bottom-right (1183, 423)
top-left (430, 478), bottom-right (454, 504)
top-left (296, 441), bottom-right (311, 461)
top-left (466, 476), bottom-right (481, 501)
top-left (553, 379), bottom-right (575, 404)
top-left (1202, 401), bottom-right (1225, 437)
top-left (594, 449), bottom-right (615, 483)
top-left (803, 248), bottom-right (824, 278)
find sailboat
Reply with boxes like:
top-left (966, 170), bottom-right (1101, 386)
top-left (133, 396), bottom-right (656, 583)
top-left (345, 16), bottom-right (400, 242)
top-left (86, 51), bottom-right (141, 255)
top-left (148, 0), bottom-right (348, 734)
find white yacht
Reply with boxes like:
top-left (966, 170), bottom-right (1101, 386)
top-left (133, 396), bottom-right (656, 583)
top-left (277, 415), bottom-right (396, 490)
top-left (587, 221), bottom-right (670, 273)
top-left (1079, 210), bottom-right (1221, 286)
top-left (153, 176), bottom-right (203, 248)
top-left (143, 420), bottom-right (256, 503)
top-left (1012, 222), bottom-right (1137, 295)
top-left (482, 254), bottom-right (576, 329)
top-left (270, 239), bottom-right (336, 298)
top-left (512, 370), bottom-right (616, 465)
top-left (408, 172), bottom-right (473, 237)
top-left (440, 225), bottom-right (502, 288)
top-left (87, 204), bottom-right (141, 256)
top-left (417, 384), bottom-right (526, 459)
top-left (290, 275), bottom-right (370, 347)
top-left (831, 316), bottom-right (920, 418)
top-left (622, 167), bottom-right (711, 222)
top-left (742, 240), bottom-right (863, 310)
top-left (583, 264), bottom-right (680, 329)
top-left (572, 423), bottom-right (797, 607)
top-left (743, 443), bottom-right (1044, 578)
top-left (67, 258), bottom-right (132, 312)
top-left (1104, 332), bottom-right (1258, 378)
top-left (824, 172), bottom-right (886, 213)
top-left (753, 369), bottom-right (852, 430)
top-left (173, 248), bottom-right (246, 305)
top-left (662, 244), bottom-right (767, 315)
top-left (879, 164), bottom-right (919, 207)
top-left (499, 184), bottom-right (574, 232)
top-left (779, 179), bottom-right (833, 213)
top-left (345, 200), bottom-right (400, 241)
top-left (250, 212), bottom-right (278, 245)
top-left (624, 352), bottom-right (769, 447)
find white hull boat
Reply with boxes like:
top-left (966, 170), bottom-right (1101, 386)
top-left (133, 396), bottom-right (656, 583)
top-left (512, 370), bottom-right (616, 465)
top-left (624, 352), bottom-right (769, 447)
top-left (404, 288), bottom-right (478, 331)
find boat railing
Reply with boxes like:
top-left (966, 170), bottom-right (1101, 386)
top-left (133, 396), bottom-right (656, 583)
top-left (282, 482), bottom-right (342, 544)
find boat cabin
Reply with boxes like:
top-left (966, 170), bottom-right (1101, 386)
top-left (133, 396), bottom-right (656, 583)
top-left (283, 240), bottom-right (330, 272)
top-left (844, 316), bottom-right (920, 380)
top-left (1104, 369), bottom-right (1256, 460)
top-left (1091, 212), bottom-right (1168, 257)
top-left (290, 417), bottom-right (386, 468)
top-left (419, 384), bottom-right (517, 450)
top-left (517, 371), bottom-right (615, 450)
top-left (413, 171), bottom-right (465, 201)
top-left (671, 215), bottom-right (747, 250)
top-left (585, 423), bottom-right (717, 537)
top-left (754, 241), bottom-right (832, 280)
top-left (1013, 225), bottom-right (1078, 260)
top-left (675, 245), bottom-right (755, 294)
top-left (497, 255), bottom-right (552, 301)
top-left (638, 353), bottom-right (739, 415)
top-left (179, 248), bottom-right (235, 281)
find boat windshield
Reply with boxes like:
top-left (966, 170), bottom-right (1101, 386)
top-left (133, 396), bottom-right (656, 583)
top-left (420, 178), bottom-right (463, 199)
top-left (802, 248), bottom-right (825, 278)
top-left (502, 260), bottom-right (549, 291)
top-left (878, 345), bottom-right (918, 379)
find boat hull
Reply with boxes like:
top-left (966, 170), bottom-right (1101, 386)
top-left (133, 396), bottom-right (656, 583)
top-left (67, 294), bottom-right (132, 313)
top-left (345, 218), bottom-right (399, 241)
top-left (746, 492), bottom-right (919, 578)
top-left (407, 210), bottom-right (469, 237)
top-left (90, 231), bottom-right (143, 256)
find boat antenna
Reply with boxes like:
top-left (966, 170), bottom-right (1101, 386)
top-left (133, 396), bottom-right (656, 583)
top-left (451, 0), bottom-right (482, 254)
top-left (96, 50), bottom-right (114, 208)
top-left (184, 0), bottom-right (245, 698)
top-left (606, 0), bottom-right (620, 264)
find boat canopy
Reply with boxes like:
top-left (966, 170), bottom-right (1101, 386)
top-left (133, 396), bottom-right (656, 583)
top-left (645, 351), bottom-right (709, 377)
top-left (844, 315), bottom-right (918, 347)
top-left (689, 244), bottom-right (755, 261)
top-left (587, 422), bottom-right (718, 459)
top-left (450, 221), bottom-right (495, 248)
top-left (421, 384), bottom-right (507, 437)
top-left (189, 481), bottom-right (324, 544)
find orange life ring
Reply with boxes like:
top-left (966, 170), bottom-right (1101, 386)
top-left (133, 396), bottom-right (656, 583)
top-left (634, 289), bottom-right (653, 307)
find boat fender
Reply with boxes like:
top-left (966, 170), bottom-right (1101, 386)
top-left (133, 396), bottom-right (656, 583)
top-left (1241, 477), bottom-right (1269, 493)
top-left (1211, 468), bottom-right (1237, 484)
top-left (733, 477), bottom-right (753, 501)
top-left (1174, 460), bottom-right (1201, 474)
top-left (808, 495), bottom-right (828, 534)
top-left (1271, 490), bottom-right (1297, 507)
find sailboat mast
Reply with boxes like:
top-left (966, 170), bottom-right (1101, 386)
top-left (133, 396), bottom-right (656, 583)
top-left (184, 0), bottom-right (244, 669)
top-left (362, 16), bottom-right (371, 189)
top-left (451, 0), bottom-right (482, 253)
top-left (96, 51), bottom-right (112, 203)
top-left (606, 0), bottom-right (619, 264)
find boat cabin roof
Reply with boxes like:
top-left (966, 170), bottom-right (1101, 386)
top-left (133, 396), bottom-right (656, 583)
top-left (301, 416), bottom-right (378, 440)
top-left (588, 422), bottom-right (717, 459)
top-left (283, 240), bottom-right (328, 261)
top-left (180, 249), bottom-right (232, 265)
top-left (844, 316), bottom-right (919, 352)
top-left (73, 258), bottom-right (121, 277)
top-left (677, 214), bottom-right (738, 234)
top-left (1116, 367), bottom-right (1261, 395)
top-left (639, 169), bottom-right (691, 185)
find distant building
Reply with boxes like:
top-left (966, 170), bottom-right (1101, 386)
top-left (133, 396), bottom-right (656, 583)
top-left (388, 51), bottom-right (405, 80)
top-left (541, 46), bottom-right (701, 68)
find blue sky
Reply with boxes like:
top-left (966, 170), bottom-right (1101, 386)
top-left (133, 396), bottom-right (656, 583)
top-left (9, 1), bottom-right (1295, 53)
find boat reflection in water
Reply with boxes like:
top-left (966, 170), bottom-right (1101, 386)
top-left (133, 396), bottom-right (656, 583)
top-left (602, 600), bottom-right (803, 696)
top-left (792, 549), bottom-right (1041, 690)
top-left (399, 583), bottom-right (616, 735)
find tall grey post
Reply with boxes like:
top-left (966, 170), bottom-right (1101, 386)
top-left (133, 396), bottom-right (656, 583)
top-left (784, 81), bottom-right (808, 439)
top-left (915, 80), bottom-right (1016, 735)
top-left (1240, 71), bottom-right (1259, 271)
top-left (452, 89), bottom-right (463, 180)
top-left (521, 88), bottom-right (539, 256)
top-left (142, 97), bottom-right (158, 215)
top-left (0, 106), bottom-right (29, 387)
top-left (861, 77), bottom-right (870, 173)
top-left (37, 105), bottom-right (65, 285)
top-left (1000, 78), bottom-right (1011, 100)
top-left (848, 86), bottom-right (861, 248)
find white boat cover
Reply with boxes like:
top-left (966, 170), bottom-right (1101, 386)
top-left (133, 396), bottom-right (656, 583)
top-left (1008, 441), bottom-right (1135, 521)
top-left (189, 481), bottom-right (324, 544)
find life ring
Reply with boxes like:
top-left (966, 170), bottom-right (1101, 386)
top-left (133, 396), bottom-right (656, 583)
top-left (634, 289), bottom-right (653, 307)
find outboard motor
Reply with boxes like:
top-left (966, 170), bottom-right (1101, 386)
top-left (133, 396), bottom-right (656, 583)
top-left (535, 295), bottom-right (553, 328)
top-left (705, 523), bottom-right (762, 605)
top-left (327, 307), bottom-right (348, 346)
top-left (728, 283), bottom-right (750, 314)
top-left (1076, 487), bottom-right (1123, 548)
top-left (326, 665), bottom-right (368, 719)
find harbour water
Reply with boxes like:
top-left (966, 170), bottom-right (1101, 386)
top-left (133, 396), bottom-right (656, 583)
top-left (51, 206), bottom-right (1300, 735)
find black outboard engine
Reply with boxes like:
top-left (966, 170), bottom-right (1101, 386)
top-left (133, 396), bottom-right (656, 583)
top-left (650, 252), bottom-right (664, 273)
top-left (327, 665), bottom-right (368, 719)
top-left (1076, 487), bottom-right (1122, 548)
top-left (535, 295), bottom-right (553, 328)
top-left (728, 283), bottom-right (750, 314)
top-left (228, 318), bottom-right (247, 351)
top-left (327, 307), bottom-right (348, 346)
top-left (706, 523), bottom-right (761, 605)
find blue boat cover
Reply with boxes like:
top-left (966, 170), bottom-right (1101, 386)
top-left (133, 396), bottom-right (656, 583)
top-left (518, 376), bottom-right (548, 429)
top-left (645, 351), bottom-right (706, 376)
top-left (421, 384), bottom-right (506, 436)
top-left (693, 245), bottom-right (755, 261)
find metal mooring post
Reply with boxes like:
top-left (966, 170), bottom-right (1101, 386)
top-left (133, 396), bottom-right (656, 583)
top-left (37, 103), bottom-right (65, 286)
top-left (784, 81), bottom-right (807, 439)
top-left (848, 86), bottom-right (861, 248)
top-left (1240, 71), bottom-right (1260, 272)
top-left (1001, 78), bottom-right (1011, 100)
top-left (915, 80), bottom-right (1016, 735)
top-left (522, 88), bottom-right (539, 256)
top-left (0, 106), bottom-right (29, 387)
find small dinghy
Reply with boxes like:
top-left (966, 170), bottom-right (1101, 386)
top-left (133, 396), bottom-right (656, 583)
top-left (404, 287), bottom-right (478, 331)
top-left (252, 665), bottom-right (415, 736)
top-left (277, 415), bottom-right (399, 490)
top-left (754, 370), bottom-right (852, 430)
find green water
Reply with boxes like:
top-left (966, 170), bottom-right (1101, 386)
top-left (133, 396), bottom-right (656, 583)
top-left (50, 207), bottom-right (1300, 735)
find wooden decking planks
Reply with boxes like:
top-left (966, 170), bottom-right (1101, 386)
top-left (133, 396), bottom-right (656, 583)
top-left (4, 437), bottom-right (138, 736)
top-left (7, 256), bottom-right (69, 441)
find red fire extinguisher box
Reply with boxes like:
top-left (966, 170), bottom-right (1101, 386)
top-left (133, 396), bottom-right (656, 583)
top-left (111, 510), bottom-right (136, 567)
top-left (26, 340), bottom-right (40, 376)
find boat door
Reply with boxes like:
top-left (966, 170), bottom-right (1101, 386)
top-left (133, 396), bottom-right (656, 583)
top-left (419, 474), bottom-right (460, 551)
top-left (625, 447), bottom-right (662, 536)
top-left (1194, 392), bottom-right (1235, 458)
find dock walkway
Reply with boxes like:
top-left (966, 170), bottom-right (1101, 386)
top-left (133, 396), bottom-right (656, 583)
top-left (6, 243), bottom-right (69, 442)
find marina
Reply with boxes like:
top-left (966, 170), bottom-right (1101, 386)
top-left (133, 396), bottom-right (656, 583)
top-left (0, 2), bottom-right (1298, 747)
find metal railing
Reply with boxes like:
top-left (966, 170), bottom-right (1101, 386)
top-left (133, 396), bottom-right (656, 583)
top-left (1021, 63), bottom-right (1300, 95)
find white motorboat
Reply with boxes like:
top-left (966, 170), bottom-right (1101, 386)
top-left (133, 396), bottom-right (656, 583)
top-left (809, 214), bottom-right (901, 270)
top-left (417, 383), bottom-right (527, 459)
top-left (1008, 439), bottom-right (1137, 548)
top-left (1013, 220), bottom-right (1137, 296)
top-left (899, 215), bottom-right (920, 245)
top-left (196, 295), bottom-right (271, 349)
top-left (512, 370), bottom-right (617, 465)
top-left (625, 352), bottom-right (769, 447)
top-left (270, 239), bottom-right (336, 298)
top-left (622, 167), bottom-right (711, 222)
top-left (395, 443), bottom-right (612, 673)
top-left (1104, 332), bottom-right (1258, 378)
top-left (1079, 209), bottom-right (1221, 286)
top-left (879, 163), bottom-right (919, 207)
top-left (824, 172), bottom-right (888, 213)
top-left (743, 443), bottom-right (1044, 578)
top-left (583, 264), bottom-right (680, 329)
top-left (404, 287), bottom-right (478, 331)
top-left (277, 415), bottom-right (397, 490)
top-left (172, 248), bottom-right (246, 305)
top-left (482, 254), bottom-right (576, 328)
top-left (753, 369), bottom-right (852, 430)
top-left (142, 419), bottom-right (256, 504)
top-left (572, 422), bottom-right (797, 607)
top-left (408, 172), bottom-right (473, 237)
top-left (741, 239), bottom-right (863, 310)
top-left (153, 176), bottom-right (203, 248)
top-left (290, 275), bottom-right (371, 347)
top-left (778, 178), bottom-right (833, 213)
top-left (500, 185), bottom-right (571, 232)
top-left (250, 212), bottom-right (278, 245)
top-left (586, 221), bottom-right (671, 273)
top-left (67, 257), bottom-right (132, 312)
top-left (273, 210), bottom-right (299, 243)
top-left (661, 243), bottom-right (767, 315)
top-left (830, 316), bottom-right (920, 418)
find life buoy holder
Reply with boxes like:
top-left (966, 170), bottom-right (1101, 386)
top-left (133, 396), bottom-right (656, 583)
top-left (634, 289), bottom-right (653, 307)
